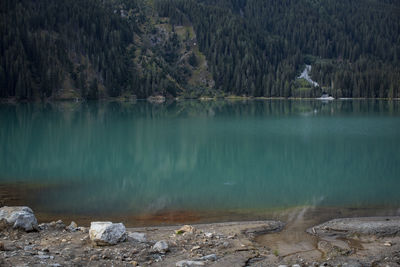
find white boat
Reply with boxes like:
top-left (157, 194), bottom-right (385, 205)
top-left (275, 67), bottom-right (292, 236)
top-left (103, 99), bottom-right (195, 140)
top-left (317, 93), bottom-right (334, 100)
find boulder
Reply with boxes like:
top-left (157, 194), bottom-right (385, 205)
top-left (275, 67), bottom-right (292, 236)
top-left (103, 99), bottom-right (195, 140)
top-left (0, 206), bottom-right (38, 231)
top-left (89, 222), bottom-right (126, 245)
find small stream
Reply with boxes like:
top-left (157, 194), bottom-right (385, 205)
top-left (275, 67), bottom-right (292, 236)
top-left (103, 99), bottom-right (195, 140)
top-left (298, 65), bottom-right (319, 87)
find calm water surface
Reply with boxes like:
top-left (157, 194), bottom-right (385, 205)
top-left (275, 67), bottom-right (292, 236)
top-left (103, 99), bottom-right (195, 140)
top-left (0, 100), bottom-right (399, 224)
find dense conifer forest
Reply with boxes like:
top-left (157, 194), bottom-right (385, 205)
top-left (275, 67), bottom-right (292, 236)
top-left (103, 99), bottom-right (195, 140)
top-left (1, 0), bottom-right (399, 100)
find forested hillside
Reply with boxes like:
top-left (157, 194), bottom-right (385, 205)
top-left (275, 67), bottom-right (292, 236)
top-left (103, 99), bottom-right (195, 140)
top-left (1, 0), bottom-right (399, 100)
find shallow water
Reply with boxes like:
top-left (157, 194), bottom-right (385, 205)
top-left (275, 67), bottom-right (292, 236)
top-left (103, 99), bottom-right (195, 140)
top-left (0, 100), bottom-right (400, 225)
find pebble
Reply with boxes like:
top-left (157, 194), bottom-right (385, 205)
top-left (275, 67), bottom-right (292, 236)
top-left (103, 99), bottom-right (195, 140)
top-left (204, 233), bottom-right (213, 238)
top-left (190, 246), bottom-right (201, 251)
top-left (23, 245), bottom-right (34, 251)
top-left (35, 255), bottom-right (50, 259)
top-left (176, 260), bottom-right (205, 266)
top-left (384, 241), bottom-right (392, 247)
top-left (222, 241), bottom-right (230, 248)
top-left (89, 255), bottom-right (98, 261)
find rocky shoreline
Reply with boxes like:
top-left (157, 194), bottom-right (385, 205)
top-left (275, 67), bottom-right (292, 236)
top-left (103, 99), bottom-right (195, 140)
top-left (1, 206), bottom-right (400, 267)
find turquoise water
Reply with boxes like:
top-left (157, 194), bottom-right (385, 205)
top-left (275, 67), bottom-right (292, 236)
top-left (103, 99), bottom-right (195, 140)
top-left (0, 100), bottom-right (400, 221)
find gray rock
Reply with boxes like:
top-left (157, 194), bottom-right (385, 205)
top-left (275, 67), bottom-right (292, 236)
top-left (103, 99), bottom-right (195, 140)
top-left (23, 245), bottom-right (34, 251)
top-left (307, 216), bottom-right (400, 237)
top-left (241, 220), bottom-right (285, 237)
top-left (89, 222), bottom-right (126, 246)
top-left (341, 262), bottom-right (363, 267)
top-left (127, 232), bottom-right (147, 243)
top-left (176, 260), bottom-right (205, 266)
top-left (35, 254), bottom-right (50, 259)
top-left (153, 240), bottom-right (169, 253)
top-left (0, 206), bottom-right (38, 231)
top-left (222, 241), bottom-right (230, 248)
top-left (199, 254), bottom-right (217, 261)
top-left (49, 220), bottom-right (65, 230)
top-left (67, 221), bottom-right (78, 232)
top-left (38, 223), bottom-right (49, 230)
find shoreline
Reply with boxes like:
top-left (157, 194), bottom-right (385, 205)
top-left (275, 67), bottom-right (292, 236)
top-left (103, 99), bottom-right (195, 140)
top-left (1, 96), bottom-right (400, 104)
top-left (1, 206), bottom-right (400, 266)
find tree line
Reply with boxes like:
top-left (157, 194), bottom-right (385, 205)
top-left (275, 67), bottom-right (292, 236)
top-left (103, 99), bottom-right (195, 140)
top-left (1, 0), bottom-right (399, 100)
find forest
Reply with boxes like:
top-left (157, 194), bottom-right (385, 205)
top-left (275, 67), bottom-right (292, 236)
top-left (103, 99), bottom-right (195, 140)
top-left (1, 0), bottom-right (399, 100)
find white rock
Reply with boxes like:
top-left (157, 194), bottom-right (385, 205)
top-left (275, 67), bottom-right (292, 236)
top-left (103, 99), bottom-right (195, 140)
top-left (190, 245), bottom-right (200, 251)
top-left (176, 260), bottom-right (205, 267)
top-left (204, 232), bottom-right (213, 238)
top-left (128, 232), bottom-right (147, 243)
top-left (0, 206), bottom-right (38, 231)
top-left (153, 240), bottom-right (169, 253)
top-left (384, 241), bottom-right (392, 247)
top-left (89, 222), bottom-right (126, 245)
top-left (176, 225), bottom-right (197, 234)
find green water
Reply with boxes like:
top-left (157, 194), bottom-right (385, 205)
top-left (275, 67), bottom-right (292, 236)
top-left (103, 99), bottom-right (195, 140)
top-left (0, 100), bottom-right (400, 220)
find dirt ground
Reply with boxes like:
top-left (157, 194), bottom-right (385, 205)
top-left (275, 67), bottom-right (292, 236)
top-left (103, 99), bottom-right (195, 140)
top-left (1, 215), bottom-right (399, 267)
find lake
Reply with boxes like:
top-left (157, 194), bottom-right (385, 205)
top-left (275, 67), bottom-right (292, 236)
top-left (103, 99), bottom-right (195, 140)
top-left (1, 100), bottom-right (400, 226)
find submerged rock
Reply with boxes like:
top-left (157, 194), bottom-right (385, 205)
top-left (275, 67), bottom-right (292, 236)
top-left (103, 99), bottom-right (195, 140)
top-left (89, 222), bottom-right (126, 246)
top-left (153, 240), bottom-right (169, 253)
top-left (0, 206), bottom-right (38, 231)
